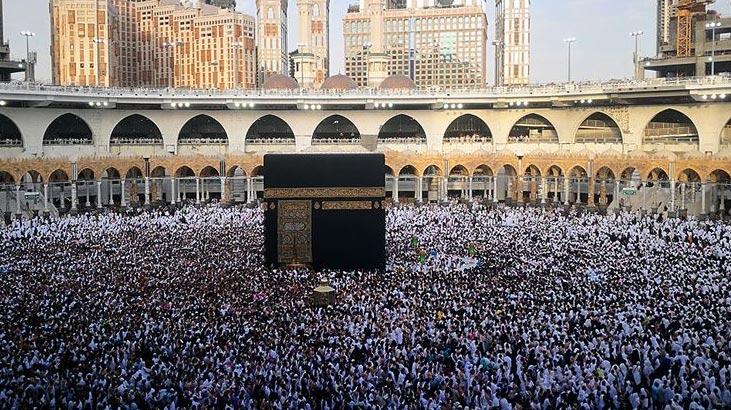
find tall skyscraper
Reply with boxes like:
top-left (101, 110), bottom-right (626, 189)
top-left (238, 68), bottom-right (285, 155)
top-left (256, 0), bottom-right (289, 86)
top-left (656, 0), bottom-right (676, 54)
top-left (51, 0), bottom-right (118, 87)
top-left (344, 0), bottom-right (487, 89)
top-left (495, 0), bottom-right (530, 86)
top-left (292, 0), bottom-right (329, 88)
top-left (50, 0), bottom-right (256, 89)
top-left (310, 0), bottom-right (329, 86)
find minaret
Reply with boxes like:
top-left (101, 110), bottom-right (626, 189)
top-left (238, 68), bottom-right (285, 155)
top-left (366, 0), bottom-right (389, 88)
top-left (311, 0), bottom-right (329, 86)
top-left (293, 0), bottom-right (316, 88)
top-left (256, 0), bottom-right (289, 85)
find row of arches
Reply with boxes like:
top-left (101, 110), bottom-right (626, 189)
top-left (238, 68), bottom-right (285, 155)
top-left (0, 110), bottom-right (726, 147)
top-left (3, 161), bottom-right (729, 188)
top-left (3, 164), bottom-right (730, 216)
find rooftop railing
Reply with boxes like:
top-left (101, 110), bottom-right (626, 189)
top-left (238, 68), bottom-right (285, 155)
top-left (0, 76), bottom-right (729, 99)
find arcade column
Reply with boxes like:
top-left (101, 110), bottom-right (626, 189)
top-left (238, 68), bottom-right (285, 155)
top-left (96, 181), bottom-right (102, 208)
top-left (120, 180), bottom-right (127, 208)
top-left (43, 184), bottom-right (49, 215)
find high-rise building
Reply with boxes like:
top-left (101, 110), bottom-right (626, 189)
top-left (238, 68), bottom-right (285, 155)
top-left (256, 0), bottom-right (289, 86)
top-left (50, 0), bottom-right (256, 89)
top-left (292, 0), bottom-right (329, 88)
top-left (0, 0), bottom-right (27, 82)
top-left (50, 0), bottom-right (119, 87)
top-left (495, 0), bottom-right (530, 86)
top-left (344, 0), bottom-right (487, 89)
top-left (656, 0), bottom-right (676, 54)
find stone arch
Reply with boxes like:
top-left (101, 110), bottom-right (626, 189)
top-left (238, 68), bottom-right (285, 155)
top-left (175, 166), bottom-right (196, 178)
top-left (385, 165), bottom-right (395, 176)
top-left (546, 164), bottom-right (564, 177)
top-left (0, 113), bottom-right (22, 146)
top-left (226, 165), bottom-right (247, 177)
top-left (569, 165), bottom-right (587, 178)
top-left (524, 164), bottom-right (541, 176)
top-left (620, 166), bottom-right (637, 180)
top-left (423, 164), bottom-right (443, 176)
top-left (0, 170), bottom-right (15, 184)
top-left (575, 112), bottom-right (622, 143)
top-left (246, 114), bottom-right (295, 142)
top-left (443, 114), bottom-right (492, 143)
top-left (678, 168), bottom-right (701, 183)
top-left (498, 164), bottom-right (518, 176)
top-left (312, 115), bottom-right (361, 142)
top-left (200, 166), bottom-right (220, 177)
top-left (77, 168), bottom-right (95, 181)
top-left (473, 164), bottom-right (493, 176)
top-left (178, 114), bottom-right (228, 144)
top-left (379, 114), bottom-right (426, 142)
top-left (150, 166), bottom-right (167, 178)
top-left (509, 114), bottom-right (558, 143)
top-left (125, 166), bottom-right (144, 179)
top-left (49, 169), bottom-right (70, 183)
top-left (398, 165), bottom-right (419, 176)
top-left (20, 170), bottom-right (43, 186)
top-left (708, 169), bottom-right (731, 183)
top-left (102, 167), bottom-right (121, 180)
top-left (250, 165), bottom-right (265, 177)
top-left (111, 114), bottom-right (163, 145)
top-left (449, 165), bottom-right (469, 176)
top-left (595, 166), bottom-right (616, 181)
top-left (647, 167), bottom-right (669, 181)
top-left (643, 109), bottom-right (698, 145)
top-left (43, 113), bottom-right (93, 145)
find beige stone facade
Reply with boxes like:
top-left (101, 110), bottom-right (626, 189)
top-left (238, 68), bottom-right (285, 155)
top-left (50, 0), bottom-right (256, 89)
top-left (344, 3), bottom-right (487, 89)
top-left (51, 0), bottom-right (119, 87)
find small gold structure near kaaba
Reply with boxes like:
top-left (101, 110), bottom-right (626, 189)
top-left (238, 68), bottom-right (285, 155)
top-left (312, 278), bottom-right (336, 306)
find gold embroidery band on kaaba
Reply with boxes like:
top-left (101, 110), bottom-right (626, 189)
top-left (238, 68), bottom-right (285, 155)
top-left (264, 187), bottom-right (385, 199)
top-left (321, 201), bottom-right (374, 210)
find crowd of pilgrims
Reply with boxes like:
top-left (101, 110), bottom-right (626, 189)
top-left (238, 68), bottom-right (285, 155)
top-left (1, 203), bottom-right (730, 409)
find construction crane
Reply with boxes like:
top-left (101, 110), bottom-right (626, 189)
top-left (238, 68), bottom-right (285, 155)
top-left (675, 0), bottom-right (715, 57)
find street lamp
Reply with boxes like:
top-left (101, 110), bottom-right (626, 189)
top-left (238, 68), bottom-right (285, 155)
top-left (706, 21), bottom-right (721, 76)
top-left (19, 31), bottom-right (35, 82)
top-left (563, 37), bottom-right (576, 83)
top-left (92, 38), bottom-right (105, 86)
top-left (630, 31), bottom-right (644, 80)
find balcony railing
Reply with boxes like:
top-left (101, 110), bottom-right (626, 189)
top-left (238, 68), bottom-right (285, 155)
top-left (42, 139), bottom-right (93, 146)
top-left (1, 75), bottom-right (729, 99)
top-left (245, 138), bottom-right (295, 145)
top-left (110, 138), bottom-right (163, 145)
top-left (311, 138), bottom-right (362, 145)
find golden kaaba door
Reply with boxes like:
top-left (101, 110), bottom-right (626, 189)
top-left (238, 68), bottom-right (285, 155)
top-left (277, 200), bottom-right (313, 264)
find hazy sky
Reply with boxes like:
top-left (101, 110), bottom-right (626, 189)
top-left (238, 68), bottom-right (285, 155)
top-left (4, 0), bottom-right (731, 84)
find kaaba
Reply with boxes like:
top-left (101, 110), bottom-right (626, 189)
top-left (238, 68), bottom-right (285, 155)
top-left (263, 153), bottom-right (386, 271)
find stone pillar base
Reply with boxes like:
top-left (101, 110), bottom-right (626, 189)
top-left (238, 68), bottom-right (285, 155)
top-left (679, 209), bottom-right (688, 219)
top-left (667, 211), bottom-right (678, 219)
